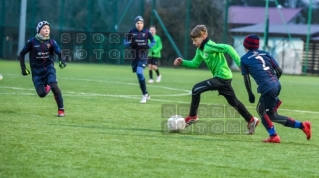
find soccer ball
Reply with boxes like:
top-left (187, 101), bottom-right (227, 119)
top-left (167, 115), bottom-right (186, 132)
top-left (0, 74), bottom-right (3, 81)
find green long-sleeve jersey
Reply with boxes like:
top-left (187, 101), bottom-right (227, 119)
top-left (181, 38), bottom-right (241, 79)
top-left (148, 34), bottom-right (162, 58)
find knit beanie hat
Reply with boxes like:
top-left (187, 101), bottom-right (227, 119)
top-left (36, 20), bottom-right (50, 33)
top-left (135, 16), bottom-right (144, 23)
top-left (243, 34), bottom-right (260, 50)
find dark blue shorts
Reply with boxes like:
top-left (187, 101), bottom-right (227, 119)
top-left (259, 84), bottom-right (281, 113)
top-left (132, 59), bottom-right (147, 73)
top-left (132, 52), bottom-right (148, 73)
top-left (32, 67), bottom-right (57, 88)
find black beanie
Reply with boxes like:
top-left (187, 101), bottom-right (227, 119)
top-left (36, 20), bottom-right (50, 33)
top-left (135, 16), bottom-right (144, 23)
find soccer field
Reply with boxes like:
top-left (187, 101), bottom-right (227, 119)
top-left (0, 60), bottom-right (318, 177)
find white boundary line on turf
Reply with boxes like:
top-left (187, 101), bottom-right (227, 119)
top-left (1, 90), bottom-right (319, 115)
top-left (0, 86), bottom-right (34, 91)
top-left (63, 78), bottom-right (319, 116)
top-left (1, 83), bottom-right (319, 115)
top-left (0, 85), bottom-right (191, 97)
top-left (61, 77), bottom-right (192, 93)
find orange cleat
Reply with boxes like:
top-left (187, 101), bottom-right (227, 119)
top-left (184, 115), bottom-right (198, 128)
top-left (57, 109), bottom-right (65, 117)
top-left (262, 135), bottom-right (281, 143)
top-left (302, 121), bottom-right (311, 140)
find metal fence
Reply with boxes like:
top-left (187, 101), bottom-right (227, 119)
top-left (0, 0), bottom-right (192, 65)
top-left (1, 0), bottom-right (318, 75)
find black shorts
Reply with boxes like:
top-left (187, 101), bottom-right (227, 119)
top-left (257, 84), bottom-right (281, 113)
top-left (193, 77), bottom-right (236, 96)
top-left (147, 57), bottom-right (160, 65)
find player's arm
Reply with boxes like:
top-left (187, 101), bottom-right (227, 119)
top-left (241, 61), bottom-right (255, 103)
top-left (205, 43), bottom-right (241, 67)
top-left (123, 30), bottom-right (134, 47)
top-left (123, 38), bottom-right (131, 47)
top-left (274, 66), bottom-right (282, 79)
top-left (152, 36), bottom-right (162, 53)
top-left (243, 74), bottom-right (253, 94)
top-left (180, 50), bottom-right (203, 68)
top-left (52, 40), bottom-right (67, 69)
top-left (269, 54), bottom-right (282, 79)
top-left (52, 40), bottom-right (63, 60)
top-left (19, 40), bottom-right (32, 75)
top-left (243, 74), bottom-right (255, 103)
top-left (148, 31), bottom-right (156, 48)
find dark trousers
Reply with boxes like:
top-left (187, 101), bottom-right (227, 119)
top-left (189, 77), bottom-right (253, 122)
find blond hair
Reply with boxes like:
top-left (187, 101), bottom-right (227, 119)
top-left (190, 25), bottom-right (207, 38)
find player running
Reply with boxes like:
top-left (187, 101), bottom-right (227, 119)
top-left (124, 16), bottom-right (156, 103)
top-left (174, 25), bottom-right (259, 134)
top-left (19, 20), bottom-right (67, 117)
top-left (240, 34), bottom-right (311, 143)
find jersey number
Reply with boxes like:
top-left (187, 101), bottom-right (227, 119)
top-left (255, 56), bottom-right (270, 71)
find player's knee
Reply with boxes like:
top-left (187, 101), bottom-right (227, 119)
top-left (36, 87), bottom-right (46, 98)
top-left (266, 111), bottom-right (277, 120)
top-left (227, 100), bottom-right (237, 107)
top-left (137, 73), bottom-right (145, 81)
top-left (256, 106), bottom-right (264, 116)
top-left (191, 85), bottom-right (199, 95)
top-left (224, 95), bottom-right (239, 107)
top-left (37, 92), bottom-right (46, 98)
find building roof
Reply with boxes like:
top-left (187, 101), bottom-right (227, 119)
top-left (309, 37), bottom-right (319, 41)
top-left (230, 24), bottom-right (319, 37)
top-left (228, 6), bottom-right (302, 25)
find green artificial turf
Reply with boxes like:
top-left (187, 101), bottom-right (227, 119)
top-left (0, 60), bottom-right (318, 177)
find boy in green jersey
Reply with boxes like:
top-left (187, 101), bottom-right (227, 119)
top-left (148, 26), bottom-right (162, 83)
top-left (174, 25), bottom-right (259, 134)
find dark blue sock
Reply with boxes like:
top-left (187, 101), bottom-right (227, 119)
top-left (285, 118), bottom-right (303, 129)
top-left (139, 79), bottom-right (147, 95)
top-left (50, 83), bottom-right (64, 110)
top-left (54, 94), bottom-right (64, 110)
top-left (136, 67), bottom-right (147, 95)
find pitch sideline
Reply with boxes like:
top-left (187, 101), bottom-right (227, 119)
top-left (0, 85), bottom-right (318, 115)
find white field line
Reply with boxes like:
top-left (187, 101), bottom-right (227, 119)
top-left (61, 77), bottom-right (191, 93)
top-left (1, 80), bottom-right (318, 114)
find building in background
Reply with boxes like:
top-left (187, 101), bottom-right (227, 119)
top-left (228, 6), bottom-right (302, 28)
top-left (228, 5), bottom-right (319, 75)
top-left (230, 24), bottom-right (319, 74)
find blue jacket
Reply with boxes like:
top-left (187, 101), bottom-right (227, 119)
top-left (241, 50), bottom-right (280, 95)
top-left (124, 28), bottom-right (155, 59)
top-left (19, 37), bottom-right (63, 74)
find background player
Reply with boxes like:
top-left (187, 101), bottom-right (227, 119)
top-left (147, 26), bottom-right (162, 83)
top-left (241, 34), bottom-right (311, 143)
top-left (19, 20), bottom-right (67, 117)
top-left (124, 16), bottom-right (156, 103)
top-left (174, 25), bottom-right (259, 134)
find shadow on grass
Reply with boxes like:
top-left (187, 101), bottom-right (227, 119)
top-left (47, 123), bottom-right (317, 146)
top-left (0, 110), bottom-right (17, 114)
